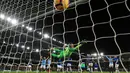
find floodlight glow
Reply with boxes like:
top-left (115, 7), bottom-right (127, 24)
top-left (22, 25), bottom-right (25, 27)
top-left (16, 44), bottom-right (19, 47)
top-left (39, 32), bottom-right (42, 35)
top-left (53, 50), bottom-right (56, 53)
top-left (11, 43), bottom-right (13, 45)
top-left (21, 45), bottom-right (25, 48)
top-left (27, 47), bottom-right (30, 50)
top-left (3, 41), bottom-right (5, 43)
top-left (59, 41), bottom-right (62, 43)
top-left (81, 53), bottom-right (85, 55)
top-left (7, 17), bottom-right (11, 21)
top-left (53, 38), bottom-right (56, 41)
top-left (47, 49), bottom-right (50, 51)
top-left (65, 44), bottom-right (67, 46)
top-left (28, 27), bottom-right (32, 31)
top-left (44, 34), bottom-right (50, 39)
top-left (100, 52), bottom-right (104, 56)
top-left (93, 53), bottom-right (97, 56)
top-left (36, 49), bottom-right (39, 52)
top-left (11, 19), bottom-right (18, 25)
top-left (0, 14), bottom-right (5, 19)
top-left (98, 56), bottom-right (101, 59)
top-left (26, 26), bottom-right (29, 29)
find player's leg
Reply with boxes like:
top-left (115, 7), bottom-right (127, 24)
top-left (47, 64), bottom-right (51, 72)
top-left (94, 67), bottom-right (98, 72)
top-left (115, 64), bottom-right (119, 73)
top-left (69, 66), bottom-right (72, 73)
top-left (40, 65), bottom-right (43, 72)
top-left (109, 64), bottom-right (113, 73)
top-left (78, 64), bottom-right (81, 72)
top-left (57, 65), bottom-right (60, 73)
top-left (66, 66), bottom-right (71, 73)
top-left (62, 65), bottom-right (64, 72)
top-left (60, 65), bottom-right (62, 72)
top-left (88, 63), bottom-right (90, 72)
top-left (81, 67), bottom-right (83, 72)
top-left (89, 66), bottom-right (92, 73)
top-left (115, 64), bottom-right (117, 73)
top-left (94, 67), bottom-right (96, 72)
top-left (112, 67), bottom-right (114, 73)
top-left (66, 66), bottom-right (69, 72)
top-left (83, 67), bottom-right (86, 72)
top-left (91, 63), bottom-right (93, 72)
top-left (109, 64), bottom-right (111, 73)
top-left (68, 63), bottom-right (72, 73)
top-left (89, 63), bottom-right (93, 73)
top-left (29, 65), bottom-right (32, 71)
top-left (66, 63), bottom-right (70, 72)
top-left (30, 66), bottom-right (32, 71)
top-left (26, 66), bottom-right (28, 71)
top-left (111, 64), bottom-right (114, 73)
top-left (43, 65), bottom-right (46, 72)
top-left (57, 65), bottom-right (63, 73)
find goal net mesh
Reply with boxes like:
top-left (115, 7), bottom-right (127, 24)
top-left (0, 0), bottom-right (130, 73)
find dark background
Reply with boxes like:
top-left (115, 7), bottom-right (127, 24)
top-left (0, 0), bottom-right (130, 64)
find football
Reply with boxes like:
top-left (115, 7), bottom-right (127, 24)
top-left (54, 0), bottom-right (69, 11)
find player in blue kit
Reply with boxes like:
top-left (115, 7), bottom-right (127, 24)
top-left (66, 58), bottom-right (72, 73)
top-left (57, 59), bottom-right (63, 72)
top-left (27, 63), bottom-right (32, 71)
top-left (94, 63), bottom-right (98, 72)
top-left (105, 56), bottom-right (114, 73)
top-left (40, 56), bottom-right (46, 72)
top-left (47, 57), bottom-right (51, 72)
top-left (114, 56), bottom-right (119, 73)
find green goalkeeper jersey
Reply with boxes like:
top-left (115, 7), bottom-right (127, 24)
top-left (51, 44), bottom-right (82, 58)
top-left (78, 62), bottom-right (85, 68)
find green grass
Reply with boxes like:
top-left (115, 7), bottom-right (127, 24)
top-left (0, 71), bottom-right (129, 73)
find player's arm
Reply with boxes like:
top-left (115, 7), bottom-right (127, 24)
top-left (68, 43), bottom-right (82, 52)
top-left (115, 59), bottom-right (118, 64)
top-left (46, 56), bottom-right (49, 59)
top-left (75, 41), bottom-right (85, 49)
top-left (74, 43), bottom-right (82, 50)
top-left (51, 52), bottom-right (63, 58)
top-left (75, 44), bottom-right (82, 48)
top-left (53, 47), bottom-right (62, 52)
top-left (114, 58), bottom-right (119, 63)
top-left (105, 56), bottom-right (110, 60)
top-left (40, 56), bottom-right (42, 62)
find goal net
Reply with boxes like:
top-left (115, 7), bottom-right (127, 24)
top-left (0, 0), bottom-right (130, 73)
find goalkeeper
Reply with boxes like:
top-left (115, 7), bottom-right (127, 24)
top-left (51, 43), bottom-right (82, 58)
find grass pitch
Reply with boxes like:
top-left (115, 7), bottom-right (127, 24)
top-left (0, 71), bottom-right (129, 73)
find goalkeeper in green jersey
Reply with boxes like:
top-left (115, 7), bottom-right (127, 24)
top-left (51, 43), bottom-right (82, 58)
